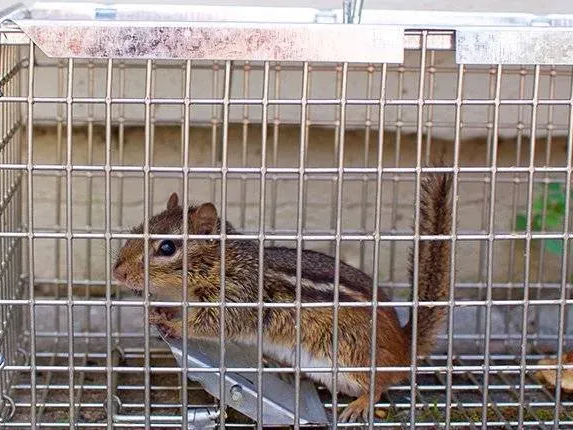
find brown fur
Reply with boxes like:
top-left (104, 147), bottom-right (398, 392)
top-left (113, 171), bottom-right (452, 423)
top-left (404, 173), bottom-right (453, 356)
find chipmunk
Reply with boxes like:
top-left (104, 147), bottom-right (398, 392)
top-left (113, 172), bottom-right (452, 423)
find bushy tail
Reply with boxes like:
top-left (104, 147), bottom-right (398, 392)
top-left (403, 171), bottom-right (453, 356)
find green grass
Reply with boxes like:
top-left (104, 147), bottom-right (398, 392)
top-left (516, 182), bottom-right (569, 255)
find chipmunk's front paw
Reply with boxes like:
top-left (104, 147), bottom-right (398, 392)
top-left (149, 310), bottom-right (183, 339)
top-left (152, 306), bottom-right (178, 319)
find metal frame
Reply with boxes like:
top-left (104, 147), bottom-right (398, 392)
top-left (3, 3), bottom-right (573, 63)
top-left (1, 1), bottom-right (573, 429)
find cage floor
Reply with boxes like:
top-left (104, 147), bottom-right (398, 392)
top-left (5, 337), bottom-right (573, 429)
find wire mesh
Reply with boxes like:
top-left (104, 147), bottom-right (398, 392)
top-left (0, 23), bottom-right (572, 429)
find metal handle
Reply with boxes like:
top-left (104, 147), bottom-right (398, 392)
top-left (351, 0), bottom-right (364, 23)
top-left (342, 0), bottom-right (364, 24)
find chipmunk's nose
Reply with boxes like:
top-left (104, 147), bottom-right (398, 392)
top-left (113, 261), bottom-right (127, 282)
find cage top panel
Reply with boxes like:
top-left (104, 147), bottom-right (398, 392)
top-left (1, 2), bottom-right (406, 62)
top-left (3, 2), bottom-right (573, 64)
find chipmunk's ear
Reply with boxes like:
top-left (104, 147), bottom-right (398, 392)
top-left (190, 203), bottom-right (218, 235)
top-left (166, 192), bottom-right (179, 210)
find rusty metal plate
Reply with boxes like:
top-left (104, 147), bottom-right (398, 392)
top-left (14, 21), bottom-right (404, 62)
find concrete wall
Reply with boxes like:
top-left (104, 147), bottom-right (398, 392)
top-left (29, 49), bottom-right (573, 140)
top-left (13, 0), bottom-right (572, 294)
top-left (30, 124), bottom-right (569, 288)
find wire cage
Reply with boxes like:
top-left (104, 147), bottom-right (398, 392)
top-left (2, 1), bottom-right (573, 428)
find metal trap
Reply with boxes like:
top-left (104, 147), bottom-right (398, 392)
top-left (157, 332), bottom-right (329, 427)
top-left (3, 0), bottom-right (573, 428)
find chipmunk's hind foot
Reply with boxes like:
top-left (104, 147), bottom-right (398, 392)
top-left (338, 394), bottom-right (387, 422)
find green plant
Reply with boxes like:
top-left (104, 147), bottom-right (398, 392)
top-left (516, 182), bottom-right (568, 255)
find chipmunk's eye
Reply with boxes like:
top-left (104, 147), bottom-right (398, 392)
top-left (158, 240), bottom-right (176, 256)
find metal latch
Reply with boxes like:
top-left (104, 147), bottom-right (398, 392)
top-left (108, 394), bottom-right (219, 430)
top-left (94, 7), bottom-right (117, 20)
top-left (314, 9), bottom-right (338, 24)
